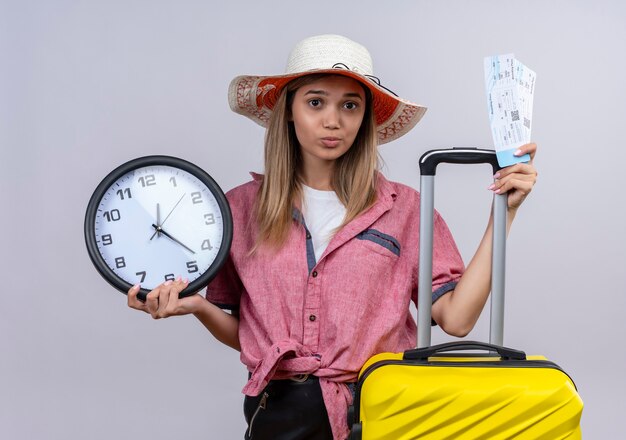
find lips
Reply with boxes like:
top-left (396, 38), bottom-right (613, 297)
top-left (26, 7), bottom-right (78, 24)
top-left (321, 137), bottom-right (341, 148)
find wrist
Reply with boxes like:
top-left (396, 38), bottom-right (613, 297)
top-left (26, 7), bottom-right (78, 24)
top-left (188, 293), bottom-right (206, 315)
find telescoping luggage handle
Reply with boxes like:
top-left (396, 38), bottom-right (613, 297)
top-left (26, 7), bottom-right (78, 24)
top-left (417, 148), bottom-right (507, 348)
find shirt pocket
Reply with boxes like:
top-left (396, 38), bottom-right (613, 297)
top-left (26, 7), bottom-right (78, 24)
top-left (356, 229), bottom-right (401, 258)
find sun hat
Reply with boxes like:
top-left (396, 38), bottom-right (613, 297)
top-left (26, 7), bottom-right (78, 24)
top-left (228, 34), bottom-right (427, 144)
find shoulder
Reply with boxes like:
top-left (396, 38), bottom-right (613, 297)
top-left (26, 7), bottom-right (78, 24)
top-left (223, 174), bottom-right (262, 222)
top-left (225, 173), bottom-right (262, 205)
top-left (378, 174), bottom-right (448, 223)
top-left (367, 173), bottom-right (420, 235)
top-left (376, 172), bottom-right (420, 206)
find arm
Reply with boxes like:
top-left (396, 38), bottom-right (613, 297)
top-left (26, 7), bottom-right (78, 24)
top-left (127, 279), bottom-right (240, 351)
top-left (431, 143), bottom-right (538, 337)
top-left (192, 297), bottom-right (240, 351)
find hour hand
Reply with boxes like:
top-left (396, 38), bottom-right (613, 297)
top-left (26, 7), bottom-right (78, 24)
top-left (151, 224), bottom-right (195, 254)
top-left (154, 203), bottom-right (162, 238)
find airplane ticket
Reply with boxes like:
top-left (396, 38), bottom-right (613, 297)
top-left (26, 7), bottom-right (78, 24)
top-left (484, 53), bottom-right (536, 167)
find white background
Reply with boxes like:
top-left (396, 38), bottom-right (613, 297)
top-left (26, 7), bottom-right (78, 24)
top-left (1, 1), bottom-right (624, 438)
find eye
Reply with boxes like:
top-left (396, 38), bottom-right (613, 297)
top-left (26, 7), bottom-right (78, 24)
top-left (308, 99), bottom-right (322, 108)
top-left (343, 101), bottom-right (358, 110)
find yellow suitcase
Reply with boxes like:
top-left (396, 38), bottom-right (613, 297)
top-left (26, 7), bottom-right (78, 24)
top-left (349, 342), bottom-right (583, 439)
top-left (348, 149), bottom-right (583, 439)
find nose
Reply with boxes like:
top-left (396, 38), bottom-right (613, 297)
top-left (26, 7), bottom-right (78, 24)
top-left (323, 107), bottom-right (340, 129)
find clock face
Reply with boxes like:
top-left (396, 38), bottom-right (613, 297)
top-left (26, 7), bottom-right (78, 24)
top-left (85, 156), bottom-right (232, 297)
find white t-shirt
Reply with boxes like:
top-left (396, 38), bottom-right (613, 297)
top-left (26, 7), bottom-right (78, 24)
top-left (301, 184), bottom-right (346, 261)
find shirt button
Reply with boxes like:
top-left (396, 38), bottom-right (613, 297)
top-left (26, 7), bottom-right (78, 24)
top-left (309, 314), bottom-right (316, 322)
top-left (306, 232), bottom-right (311, 239)
top-left (312, 271), bottom-right (318, 277)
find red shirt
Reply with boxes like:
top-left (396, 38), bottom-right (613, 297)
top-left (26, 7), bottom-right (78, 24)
top-left (206, 172), bottom-right (464, 440)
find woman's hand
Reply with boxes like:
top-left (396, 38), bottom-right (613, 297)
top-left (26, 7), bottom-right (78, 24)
top-left (127, 277), bottom-right (202, 319)
top-left (489, 143), bottom-right (538, 211)
top-left (127, 279), bottom-right (240, 350)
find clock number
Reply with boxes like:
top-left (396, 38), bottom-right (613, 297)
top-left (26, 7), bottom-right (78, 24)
top-left (191, 192), bottom-right (203, 204)
top-left (136, 271), bottom-right (146, 283)
top-left (103, 209), bottom-right (121, 222)
top-left (116, 188), bottom-right (132, 200)
top-left (115, 257), bottom-right (126, 269)
top-left (164, 274), bottom-right (175, 281)
top-left (138, 174), bottom-right (156, 187)
top-left (186, 261), bottom-right (199, 273)
top-left (169, 176), bottom-right (177, 187)
top-left (101, 234), bottom-right (113, 246)
top-left (201, 239), bottom-right (213, 251)
top-left (204, 213), bottom-right (215, 225)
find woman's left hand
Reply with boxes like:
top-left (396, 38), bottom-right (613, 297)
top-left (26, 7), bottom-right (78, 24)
top-left (490, 143), bottom-right (538, 211)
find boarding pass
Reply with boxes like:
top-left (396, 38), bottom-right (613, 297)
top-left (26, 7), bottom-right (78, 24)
top-left (484, 54), bottom-right (536, 167)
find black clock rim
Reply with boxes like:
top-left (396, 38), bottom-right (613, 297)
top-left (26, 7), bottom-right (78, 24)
top-left (84, 155), bottom-right (233, 299)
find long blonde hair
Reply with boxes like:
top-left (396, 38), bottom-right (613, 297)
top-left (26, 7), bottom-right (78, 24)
top-left (255, 74), bottom-right (379, 249)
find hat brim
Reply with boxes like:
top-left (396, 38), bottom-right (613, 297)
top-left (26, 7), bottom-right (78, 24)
top-left (228, 69), bottom-right (427, 144)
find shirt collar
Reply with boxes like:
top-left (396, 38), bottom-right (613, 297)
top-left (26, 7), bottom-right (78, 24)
top-left (249, 171), bottom-right (397, 200)
top-left (248, 170), bottom-right (398, 225)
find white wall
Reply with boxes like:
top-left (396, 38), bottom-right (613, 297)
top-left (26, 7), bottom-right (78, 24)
top-left (1, 0), bottom-right (624, 438)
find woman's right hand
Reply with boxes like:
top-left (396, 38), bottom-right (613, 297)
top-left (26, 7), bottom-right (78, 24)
top-left (127, 277), bottom-right (202, 319)
top-left (127, 278), bottom-right (241, 350)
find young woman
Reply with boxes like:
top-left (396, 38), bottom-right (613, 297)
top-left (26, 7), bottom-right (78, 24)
top-left (127, 34), bottom-right (538, 440)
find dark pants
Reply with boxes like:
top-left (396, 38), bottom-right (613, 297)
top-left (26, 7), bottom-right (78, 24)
top-left (243, 375), bottom-right (334, 440)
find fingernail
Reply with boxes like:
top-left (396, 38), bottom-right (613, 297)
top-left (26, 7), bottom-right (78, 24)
top-left (164, 280), bottom-right (173, 286)
top-left (487, 184), bottom-right (495, 190)
top-left (513, 149), bottom-right (522, 156)
top-left (493, 172), bottom-right (500, 179)
top-left (176, 276), bottom-right (182, 282)
top-left (495, 188), bottom-right (502, 194)
top-left (133, 284), bottom-right (140, 290)
top-left (184, 278), bottom-right (189, 284)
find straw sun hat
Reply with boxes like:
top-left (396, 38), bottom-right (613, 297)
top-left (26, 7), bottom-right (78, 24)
top-left (228, 34), bottom-right (427, 144)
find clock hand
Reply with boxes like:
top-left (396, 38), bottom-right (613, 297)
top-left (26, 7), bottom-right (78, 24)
top-left (161, 193), bottom-right (186, 226)
top-left (150, 193), bottom-right (185, 240)
top-left (151, 224), bottom-right (196, 254)
top-left (156, 203), bottom-right (161, 237)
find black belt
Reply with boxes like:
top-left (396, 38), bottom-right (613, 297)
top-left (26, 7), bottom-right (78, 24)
top-left (247, 372), bottom-right (316, 382)
top-left (247, 373), bottom-right (355, 399)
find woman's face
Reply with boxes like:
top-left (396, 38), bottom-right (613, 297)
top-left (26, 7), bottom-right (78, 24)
top-left (290, 75), bottom-right (366, 168)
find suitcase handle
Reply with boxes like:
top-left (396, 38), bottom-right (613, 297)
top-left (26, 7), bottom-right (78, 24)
top-left (404, 341), bottom-right (526, 361)
top-left (418, 148), bottom-right (508, 348)
top-left (419, 147), bottom-right (503, 176)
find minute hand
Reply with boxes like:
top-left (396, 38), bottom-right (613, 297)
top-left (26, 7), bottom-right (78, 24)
top-left (151, 224), bottom-right (196, 254)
